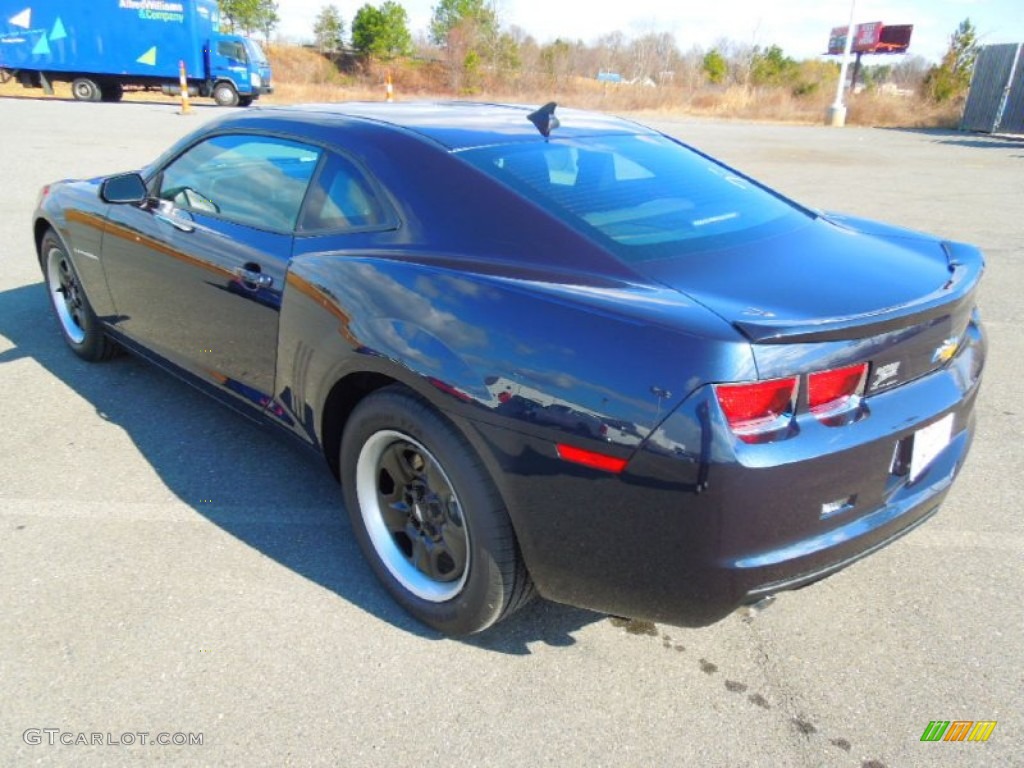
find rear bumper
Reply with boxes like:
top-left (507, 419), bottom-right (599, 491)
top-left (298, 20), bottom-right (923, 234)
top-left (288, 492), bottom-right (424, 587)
top-left (458, 318), bottom-right (985, 627)
top-left (737, 432), bottom-right (963, 602)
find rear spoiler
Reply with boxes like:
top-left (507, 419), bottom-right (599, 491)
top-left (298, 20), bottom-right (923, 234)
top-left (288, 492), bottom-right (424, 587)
top-left (733, 241), bottom-right (984, 344)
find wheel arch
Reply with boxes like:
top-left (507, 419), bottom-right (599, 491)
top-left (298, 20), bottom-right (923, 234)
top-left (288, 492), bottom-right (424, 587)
top-left (320, 370), bottom-right (403, 480)
top-left (315, 364), bottom-right (526, 535)
top-left (34, 217), bottom-right (55, 261)
top-left (317, 363), bottom-right (490, 482)
top-left (34, 216), bottom-right (74, 272)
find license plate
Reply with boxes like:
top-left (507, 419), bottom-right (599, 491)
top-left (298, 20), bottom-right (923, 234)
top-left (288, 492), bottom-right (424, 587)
top-left (909, 414), bottom-right (954, 482)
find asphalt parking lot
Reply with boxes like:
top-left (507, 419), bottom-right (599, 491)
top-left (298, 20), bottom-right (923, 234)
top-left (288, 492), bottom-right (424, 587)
top-left (1, 97), bottom-right (1021, 767)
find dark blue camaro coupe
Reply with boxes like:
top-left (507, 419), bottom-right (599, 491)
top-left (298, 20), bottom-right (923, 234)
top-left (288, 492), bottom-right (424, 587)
top-left (33, 102), bottom-right (986, 635)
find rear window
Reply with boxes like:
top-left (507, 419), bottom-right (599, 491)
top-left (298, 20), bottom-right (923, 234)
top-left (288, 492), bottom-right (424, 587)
top-left (459, 134), bottom-right (810, 262)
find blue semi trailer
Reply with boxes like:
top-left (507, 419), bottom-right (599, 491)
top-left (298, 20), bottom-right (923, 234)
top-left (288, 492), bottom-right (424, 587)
top-left (0, 0), bottom-right (272, 106)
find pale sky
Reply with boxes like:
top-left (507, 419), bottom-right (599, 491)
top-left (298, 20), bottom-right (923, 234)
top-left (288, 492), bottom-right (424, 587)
top-left (273, 0), bottom-right (1024, 64)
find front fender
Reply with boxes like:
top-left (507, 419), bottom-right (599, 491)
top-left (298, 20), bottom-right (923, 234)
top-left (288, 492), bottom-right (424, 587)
top-left (34, 180), bottom-right (118, 319)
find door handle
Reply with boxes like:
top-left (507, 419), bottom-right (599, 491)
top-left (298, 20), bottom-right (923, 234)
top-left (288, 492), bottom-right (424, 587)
top-left (234, 267), bottom-right (273, 288)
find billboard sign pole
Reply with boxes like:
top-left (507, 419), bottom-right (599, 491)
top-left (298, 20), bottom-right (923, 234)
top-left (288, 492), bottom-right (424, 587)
top-left (827, 0), bottom-right (858, 126)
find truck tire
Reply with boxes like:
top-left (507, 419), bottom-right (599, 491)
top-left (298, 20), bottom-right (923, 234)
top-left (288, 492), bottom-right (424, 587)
top-left (237, 95), bottom-right (254, 107)
top-left (71, 77), bottom-right (102, 102)
top-left (100, 83), bottom-right (124, 102)
top-left (212, 82), bottom-right (239, 107)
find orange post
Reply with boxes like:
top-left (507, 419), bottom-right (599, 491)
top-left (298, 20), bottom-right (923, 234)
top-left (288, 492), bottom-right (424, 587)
top-left (385, 71), bottom-right (393, 102)
top-left (178, 59), bottom-right (191, 115)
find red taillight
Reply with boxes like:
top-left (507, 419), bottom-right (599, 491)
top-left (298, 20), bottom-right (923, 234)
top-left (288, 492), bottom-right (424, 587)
top-left (714, 377), bottom-right (797, 440)
top-left (556, 443), bottom-right (628, 474)
top-left (808, 363), bottom-right (868, 417)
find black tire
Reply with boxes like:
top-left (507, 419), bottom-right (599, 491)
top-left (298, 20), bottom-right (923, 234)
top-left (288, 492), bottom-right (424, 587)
top-left (237, 95), bottom-right (254, 107)
top-left (100, 82), bottom-right (124, 102)
top-left (212, 82), bottom-right (239, 107)
top-left (341, 386), bottom-right (534, 635)
top-left (40, 230), bottom-right (117, 361)
top-left (71, 77), bottom-right (101, 102)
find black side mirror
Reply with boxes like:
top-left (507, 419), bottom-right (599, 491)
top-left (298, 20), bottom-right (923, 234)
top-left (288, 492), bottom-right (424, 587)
top-left (100, 173), bottom-right (148, 204)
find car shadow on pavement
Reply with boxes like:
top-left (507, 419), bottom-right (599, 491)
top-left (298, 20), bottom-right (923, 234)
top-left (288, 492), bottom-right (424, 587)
top-left (0, 282), bottom-right (601, 654)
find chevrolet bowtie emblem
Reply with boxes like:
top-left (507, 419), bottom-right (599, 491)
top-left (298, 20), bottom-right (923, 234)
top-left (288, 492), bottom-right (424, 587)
top-left (933, 337), bottom-right (960, 364)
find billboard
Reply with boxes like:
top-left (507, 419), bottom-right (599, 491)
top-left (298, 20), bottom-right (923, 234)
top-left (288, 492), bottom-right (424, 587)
top-left (828, 22), bottom-right (912, 55)
top-left (878, 25), bottom-right (913, 53)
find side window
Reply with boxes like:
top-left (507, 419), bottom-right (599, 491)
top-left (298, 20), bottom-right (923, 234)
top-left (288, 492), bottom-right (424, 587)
top-left (298, 152), bottom-right (388, 233)
top-left (216, 40), bottom-right (247, 63)
top-left (157, 135), bottom-right (321, 232)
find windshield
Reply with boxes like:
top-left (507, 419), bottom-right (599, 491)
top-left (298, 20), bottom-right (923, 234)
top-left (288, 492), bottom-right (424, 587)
top-left (242, 37), bottom-right (269, 67)
top-left (459, 134), bottom-right (811, 262)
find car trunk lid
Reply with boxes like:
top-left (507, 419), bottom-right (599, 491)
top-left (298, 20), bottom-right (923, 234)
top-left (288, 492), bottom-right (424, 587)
top-left (635, 217), bottom-right (984, 391)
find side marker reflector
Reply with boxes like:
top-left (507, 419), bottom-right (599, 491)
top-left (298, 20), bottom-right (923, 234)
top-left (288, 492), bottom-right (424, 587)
top-left (556, 444), bottom-right (628, 474)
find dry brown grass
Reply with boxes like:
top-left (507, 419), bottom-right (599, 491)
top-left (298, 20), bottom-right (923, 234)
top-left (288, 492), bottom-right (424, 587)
top-left (0, 44), bottom-right (964, 129)
top-left (843, 90), bottom-right (961, 129)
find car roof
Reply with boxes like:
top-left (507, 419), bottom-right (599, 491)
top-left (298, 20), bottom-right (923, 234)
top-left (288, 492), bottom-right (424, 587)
top-left (249, 101), bottom-right (656, 151)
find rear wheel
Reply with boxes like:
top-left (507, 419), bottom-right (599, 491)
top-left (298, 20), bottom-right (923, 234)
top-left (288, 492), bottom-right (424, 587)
top-left (100, 82), bottom-right (124, 102)
top-left (212, 82), bottom-right (239, 107)
top-left (341, 386), bottom-right (534, 635)
top-left (71, 77), bottom-right (101, 102)
top-left (40, 230), bottom-right (117, 361)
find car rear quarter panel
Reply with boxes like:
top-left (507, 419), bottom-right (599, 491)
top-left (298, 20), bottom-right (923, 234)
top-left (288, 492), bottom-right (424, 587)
top-left (274, 251), bottom-right (757, 449)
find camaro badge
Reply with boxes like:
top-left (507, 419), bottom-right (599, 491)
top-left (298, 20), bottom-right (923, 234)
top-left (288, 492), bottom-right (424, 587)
top-left (933, 336), bottom-right (960, 364)
top-left (872, 362), bottom-right (901, 389)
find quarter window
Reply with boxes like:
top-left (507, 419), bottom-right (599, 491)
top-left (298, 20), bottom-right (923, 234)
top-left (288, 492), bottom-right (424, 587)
top-left (157, 134), bottom-right (321, 232)
top-left (298, 152), bottom-right (387, 232)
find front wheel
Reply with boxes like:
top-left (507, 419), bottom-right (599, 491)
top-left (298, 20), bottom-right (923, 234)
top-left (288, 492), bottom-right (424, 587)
top-left (212, 82), bottom-right (239, 107)
top-left (341, 386), bottom-right (534, 635)
top-left (40, 230), bottom-right (117, 361)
